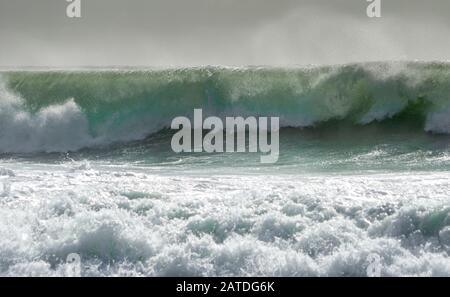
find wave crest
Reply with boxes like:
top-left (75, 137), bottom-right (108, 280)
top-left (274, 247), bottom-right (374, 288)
top-left (2, 62), bottom-right (450, 153)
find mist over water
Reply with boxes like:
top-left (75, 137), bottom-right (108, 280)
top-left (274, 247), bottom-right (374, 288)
top-left (2, 0), bottom-right (450, 67)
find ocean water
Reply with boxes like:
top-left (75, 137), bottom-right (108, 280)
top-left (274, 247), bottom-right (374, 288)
top-left (1, 62), bottom-right (450, 276)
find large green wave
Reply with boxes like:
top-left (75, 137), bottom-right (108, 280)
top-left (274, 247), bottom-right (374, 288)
top-left (1, 61), bottom-right (450, 153)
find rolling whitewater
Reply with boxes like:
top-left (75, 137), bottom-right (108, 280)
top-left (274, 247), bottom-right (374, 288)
top-left (0, 62), bottom-right (450, 276)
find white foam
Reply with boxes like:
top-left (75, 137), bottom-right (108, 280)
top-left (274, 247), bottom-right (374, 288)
top-left (0, 164), bottom-right (449, 276)
top-left (0, 79), bottom-right (95, 153)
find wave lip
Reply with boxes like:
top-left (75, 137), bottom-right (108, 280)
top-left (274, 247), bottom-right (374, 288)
top-left (1, 61), bottom-right (450, 153)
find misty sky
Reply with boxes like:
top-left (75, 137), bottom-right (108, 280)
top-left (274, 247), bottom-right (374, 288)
top-left (0, 0), bottom-right (449, 67)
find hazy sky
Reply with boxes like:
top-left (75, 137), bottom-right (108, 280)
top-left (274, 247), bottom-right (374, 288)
top-left (0, 0), bottom-right (449, 67)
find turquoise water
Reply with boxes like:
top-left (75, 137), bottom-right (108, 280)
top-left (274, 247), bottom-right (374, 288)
top-left (4, 127), bottom-right (450, 173)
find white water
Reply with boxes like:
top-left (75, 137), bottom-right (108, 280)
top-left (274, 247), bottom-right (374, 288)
top-left (0, 161), bottom-right (449, 276)
top-left (0, 79), bottom-right (95, 153)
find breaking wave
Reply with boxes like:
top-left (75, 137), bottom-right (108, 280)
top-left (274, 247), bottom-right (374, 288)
top-left (1, 61), bottom-right (450, 153)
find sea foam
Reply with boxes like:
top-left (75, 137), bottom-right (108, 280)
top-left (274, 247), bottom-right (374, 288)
top-left (0, 164), bottom-right (448, 277)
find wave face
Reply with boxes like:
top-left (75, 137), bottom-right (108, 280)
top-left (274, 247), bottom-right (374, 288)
top-left (1, 62), bottom-right (450, 153)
